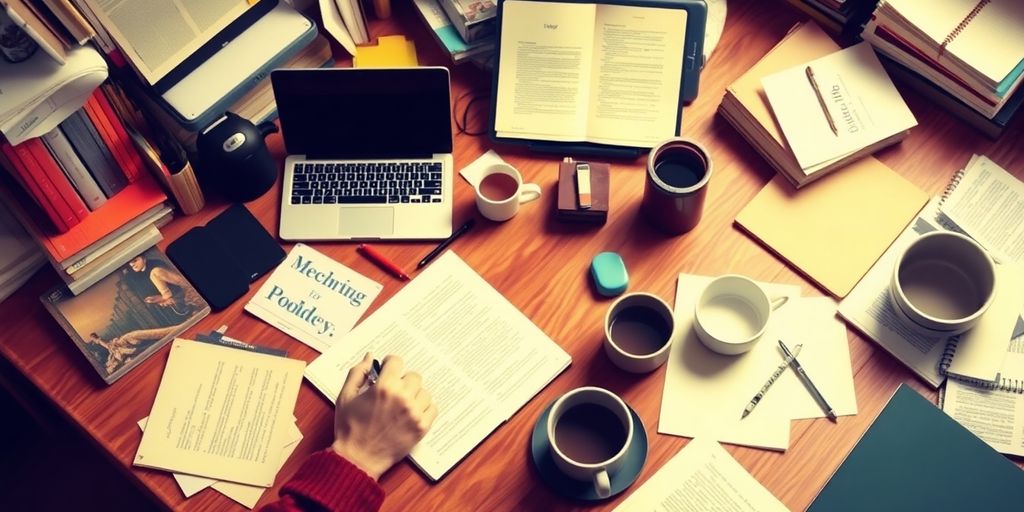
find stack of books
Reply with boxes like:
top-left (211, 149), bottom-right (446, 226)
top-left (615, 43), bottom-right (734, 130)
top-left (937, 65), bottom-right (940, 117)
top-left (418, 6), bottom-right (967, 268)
top-left (0, 0), bottom-right (97, 65)
top-left (862, 0), bottom-right (1024, 138)
top-left (719, 22), bottom-right (915, 188)
top-left (784, 0), bottom-right (879, 35)
top-left (0, 86), bottom-right (172, 295)
top-left (412, 0), bottom-right (495, 65)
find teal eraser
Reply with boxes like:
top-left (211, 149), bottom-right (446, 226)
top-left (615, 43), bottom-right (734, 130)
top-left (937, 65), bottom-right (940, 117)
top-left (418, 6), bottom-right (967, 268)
top-left (591, 252), bottom-right (628, 297)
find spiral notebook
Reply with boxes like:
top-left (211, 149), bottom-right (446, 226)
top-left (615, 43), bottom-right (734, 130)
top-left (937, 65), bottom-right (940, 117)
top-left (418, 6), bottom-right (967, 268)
top-left (936, 154), bottom-right (1024, 263)
top-left (941, 340), bottom-right (1024, 457)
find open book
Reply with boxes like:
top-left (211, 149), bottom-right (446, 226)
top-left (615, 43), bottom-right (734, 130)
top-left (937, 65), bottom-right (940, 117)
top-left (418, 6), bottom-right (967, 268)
top-left (494, 0), bottom-right (687, 147)
top-left (305, 251), bottom-right (570, 481)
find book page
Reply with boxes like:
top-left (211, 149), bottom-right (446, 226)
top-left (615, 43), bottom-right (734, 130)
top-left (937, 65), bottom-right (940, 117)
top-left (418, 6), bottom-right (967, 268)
top-left (943, 350), bottom-right (1024, 457)
top-left (81, 0), bottom-right (251, 84)
top-left (304, 251), bottom-right (570, 480)
top-left (838, 199), bottom-right (949, 388)
top-left (941, 155), bottom-right (1024, 263)
top-left (613, 438), bottom-right (788, 512)
top-left (134, 340), bottom-right (305, 487)
top-left (583, 4), bottom-right (687, 147)
top-left (494, 1), bottom-right (596, 141)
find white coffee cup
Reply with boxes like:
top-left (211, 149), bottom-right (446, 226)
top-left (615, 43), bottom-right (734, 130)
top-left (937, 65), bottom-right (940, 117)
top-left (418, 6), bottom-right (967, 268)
top-left (890, 231), bottom-right (996, 335)
top-left (547, 387), bottom-right (633, 499)
top-left (474, 163), bottom-right (542, 222)
top-left (694, 275), bottom-right (788, 355)
top-left (604, 293), bottom-right (675, 373)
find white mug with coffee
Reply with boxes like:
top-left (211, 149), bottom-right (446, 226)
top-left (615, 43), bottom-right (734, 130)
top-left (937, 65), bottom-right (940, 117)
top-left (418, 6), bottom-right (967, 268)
top-left (474, 163), bottom-right (542, 221)
top-left (694, 274), bottom-right (788, 355)
top-left (547, 387), bottom-right (633, 499)
top-left (604, 293), bottom-right (675, 373)
top-left (890, 231), bottom-right (996, 335)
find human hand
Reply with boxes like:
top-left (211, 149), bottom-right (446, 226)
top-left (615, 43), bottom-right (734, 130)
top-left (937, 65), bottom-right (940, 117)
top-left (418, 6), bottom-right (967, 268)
top-left (331, 354), bottom-right (438, 480)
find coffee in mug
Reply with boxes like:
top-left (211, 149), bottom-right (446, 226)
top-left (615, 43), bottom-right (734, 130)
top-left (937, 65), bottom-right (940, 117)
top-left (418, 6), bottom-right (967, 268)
top-left (553, 403), bottom-right (629, 464)
top-left (641, 138), bottom-right (712, 235)
top-left (474, 163), bottom-right (542, 222)
top-left (603, 293), bottom-right (676, 373)
top-left (547, 387), bottom-right (634, 498)
top-left (478, 172), bottom-right (520, 202)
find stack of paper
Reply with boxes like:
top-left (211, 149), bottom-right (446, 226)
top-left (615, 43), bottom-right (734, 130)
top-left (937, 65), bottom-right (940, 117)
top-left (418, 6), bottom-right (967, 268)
top-left (863, 0), bottom-right (1024, 120)
top-left (719, 22), bottom-right (914, 188)
top-left (658, 274), bottom-right (858, 451)
top-left (138, 417), bottom-right (302, 508)
top-left (134, 340), bottom-right (306, 508)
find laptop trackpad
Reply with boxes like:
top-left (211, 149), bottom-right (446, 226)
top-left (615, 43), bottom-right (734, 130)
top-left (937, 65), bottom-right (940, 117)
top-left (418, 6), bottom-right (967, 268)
top-left (339, 208), bottom-right (394, 238)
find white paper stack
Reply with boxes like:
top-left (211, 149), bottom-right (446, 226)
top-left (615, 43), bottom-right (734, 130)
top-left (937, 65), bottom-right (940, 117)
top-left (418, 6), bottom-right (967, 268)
top-left (658, 274), bottom-right (858, 450)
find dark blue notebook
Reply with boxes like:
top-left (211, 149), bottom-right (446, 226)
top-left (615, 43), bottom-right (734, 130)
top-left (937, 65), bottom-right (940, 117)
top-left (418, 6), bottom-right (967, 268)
top-left (809, 384), bottom-right (1024, 512)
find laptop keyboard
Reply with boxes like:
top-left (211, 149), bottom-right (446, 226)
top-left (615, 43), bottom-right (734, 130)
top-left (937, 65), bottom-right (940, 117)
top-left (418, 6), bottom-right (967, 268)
top-left (290, 161), bottom-right (443, 205)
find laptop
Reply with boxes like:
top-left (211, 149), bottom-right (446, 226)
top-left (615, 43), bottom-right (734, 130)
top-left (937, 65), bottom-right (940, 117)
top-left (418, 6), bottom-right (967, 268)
top-left (272, 67), bottom-right (454, 241)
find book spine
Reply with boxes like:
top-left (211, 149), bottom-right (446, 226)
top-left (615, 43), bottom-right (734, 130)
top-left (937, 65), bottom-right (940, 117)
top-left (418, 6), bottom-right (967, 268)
top-left (9, 140), bottom-right (80, 228)
top-left (42, 128), bottom-right (108, 210)
top-left (22, 138), bottom-right (89, 221)
top-left (0, 142), bottom-right (72, 232)
top-left (83, 93), bottom-right (136, 183)
top-left (60, 110), bottom-right (128, 197)
top-left (94, 89), bottom-right (147, 183)
top-left (65, 226), bottom-right (162, 295)
top-left (40, 0), bottom-right (95, 44)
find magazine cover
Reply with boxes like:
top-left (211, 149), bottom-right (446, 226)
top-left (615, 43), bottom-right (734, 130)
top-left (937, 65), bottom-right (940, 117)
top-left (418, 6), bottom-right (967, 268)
top-left (41, 247), bottom-right (210, 384)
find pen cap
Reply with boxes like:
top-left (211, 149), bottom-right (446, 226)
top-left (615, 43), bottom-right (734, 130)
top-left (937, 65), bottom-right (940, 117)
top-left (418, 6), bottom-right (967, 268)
top-left (641, 138), bottom-right (712, 235)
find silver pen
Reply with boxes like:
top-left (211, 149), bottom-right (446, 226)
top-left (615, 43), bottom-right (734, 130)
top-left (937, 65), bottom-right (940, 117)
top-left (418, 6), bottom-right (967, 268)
top-left (780, 340), bottom-right (838, 422)
top-left (741, 343), bottom-right (802, 419)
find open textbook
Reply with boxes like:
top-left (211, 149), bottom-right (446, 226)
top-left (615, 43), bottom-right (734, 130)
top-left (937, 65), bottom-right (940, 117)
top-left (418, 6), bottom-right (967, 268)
top-left (494, 0), bottom-right (686, 147)
top-left (305, 251), bottom-right (570, 481)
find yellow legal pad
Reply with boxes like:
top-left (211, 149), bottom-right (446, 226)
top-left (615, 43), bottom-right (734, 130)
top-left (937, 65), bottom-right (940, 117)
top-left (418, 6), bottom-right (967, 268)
top-left (353, 35), bottom-right (418, 68)
top-left (735, 158), bottom-right (928, 298)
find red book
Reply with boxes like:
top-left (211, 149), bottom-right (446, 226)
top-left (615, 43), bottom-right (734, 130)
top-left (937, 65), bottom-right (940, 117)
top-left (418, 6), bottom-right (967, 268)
top-left (0, 142), bottom-right (73, 232)
top-left (93, 88), bottom-right (148, 183)
top-left (83, 93), bottom-right (137, 183)
top-left (20, 139), bottom-right (90, 221)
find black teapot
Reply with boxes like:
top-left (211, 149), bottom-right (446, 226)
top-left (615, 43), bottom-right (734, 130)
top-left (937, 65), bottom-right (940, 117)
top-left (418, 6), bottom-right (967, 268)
top-left (196, 112), bottom-right (279, 202)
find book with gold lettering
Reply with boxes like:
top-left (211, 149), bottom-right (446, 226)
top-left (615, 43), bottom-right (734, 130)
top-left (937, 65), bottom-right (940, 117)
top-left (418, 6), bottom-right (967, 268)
top-left (244, 244), bottom-right (382, 353)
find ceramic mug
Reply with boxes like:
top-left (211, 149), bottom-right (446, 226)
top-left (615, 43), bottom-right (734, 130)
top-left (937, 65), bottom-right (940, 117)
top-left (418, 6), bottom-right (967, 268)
top-left (603, 293), bottom-right (675, 373)
top-left (641, 138), bottom-right (712, 235)
top-left (474, 163), bottom-right (542, 222)
top-left (890, 231), bottom-right (996, 335)
top-left (694, 275), bottom-right (788, 355)
top-left (547, 387), bottom-right (634, 499)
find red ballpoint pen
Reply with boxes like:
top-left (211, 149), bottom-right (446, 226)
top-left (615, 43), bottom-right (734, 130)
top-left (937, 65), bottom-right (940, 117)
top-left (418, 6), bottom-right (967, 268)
top-left (357, 244), bottom-right (410, 281)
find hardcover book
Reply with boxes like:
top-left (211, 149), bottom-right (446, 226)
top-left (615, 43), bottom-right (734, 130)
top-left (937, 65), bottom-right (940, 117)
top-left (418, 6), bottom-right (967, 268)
top-left (40, 247), bottom-right (210, 384)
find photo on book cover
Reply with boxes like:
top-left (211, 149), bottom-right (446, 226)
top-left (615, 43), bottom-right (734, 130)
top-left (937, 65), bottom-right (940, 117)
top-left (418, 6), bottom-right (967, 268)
top-left (40, 247), bottom-right (210, 384)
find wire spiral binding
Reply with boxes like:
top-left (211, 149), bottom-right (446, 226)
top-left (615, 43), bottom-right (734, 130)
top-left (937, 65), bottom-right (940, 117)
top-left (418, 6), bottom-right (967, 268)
top-left (968, 376), bottom-right (1024, 394)
top-left (939, 168), bottom-right (966, 207)
top-left (939, 0), bottom-right (991, 58)
top-left (938, 336), bottom-right (960, 374)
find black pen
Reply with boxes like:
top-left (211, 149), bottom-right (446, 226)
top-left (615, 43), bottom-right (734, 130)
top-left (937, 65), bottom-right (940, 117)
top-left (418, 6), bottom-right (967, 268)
top-left (418, 219), bottom-right (475, 268)
top-left (779, 340), bottom-right (837, 422)
top-left (367, 359), bottom-right (382, 387)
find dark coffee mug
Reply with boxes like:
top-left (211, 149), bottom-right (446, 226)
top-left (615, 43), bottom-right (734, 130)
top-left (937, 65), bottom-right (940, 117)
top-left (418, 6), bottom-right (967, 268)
top-left (641, 138), bottom-right (712, 235)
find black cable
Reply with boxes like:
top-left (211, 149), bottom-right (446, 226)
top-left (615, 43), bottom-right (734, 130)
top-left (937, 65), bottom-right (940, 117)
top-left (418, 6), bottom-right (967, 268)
top-left (453, 89), bottom-right (491, 136)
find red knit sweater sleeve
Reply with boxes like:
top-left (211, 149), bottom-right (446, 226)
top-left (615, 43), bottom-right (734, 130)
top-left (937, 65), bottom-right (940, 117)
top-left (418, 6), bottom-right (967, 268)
top-left (262, 450), bottom-right (385, 512)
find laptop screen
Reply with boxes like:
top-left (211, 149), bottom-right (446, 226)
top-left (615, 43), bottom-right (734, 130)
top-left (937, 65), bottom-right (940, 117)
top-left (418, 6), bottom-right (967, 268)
top-left (272, 68), bottom-right (453, 159)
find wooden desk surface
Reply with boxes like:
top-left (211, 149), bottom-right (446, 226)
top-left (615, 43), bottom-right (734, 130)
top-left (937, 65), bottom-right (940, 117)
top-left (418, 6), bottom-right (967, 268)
top-left (1, 1), bottom-right (1022, 510)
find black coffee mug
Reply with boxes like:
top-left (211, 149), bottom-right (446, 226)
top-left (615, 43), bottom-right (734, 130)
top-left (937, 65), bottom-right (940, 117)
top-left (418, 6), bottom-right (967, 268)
top-left (641, 138), bottom-right (712, 235)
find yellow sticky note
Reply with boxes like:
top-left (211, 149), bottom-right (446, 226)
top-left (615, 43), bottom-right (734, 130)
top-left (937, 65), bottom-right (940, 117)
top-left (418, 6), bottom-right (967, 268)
top-left (354, 35), bottom-right (418, 68)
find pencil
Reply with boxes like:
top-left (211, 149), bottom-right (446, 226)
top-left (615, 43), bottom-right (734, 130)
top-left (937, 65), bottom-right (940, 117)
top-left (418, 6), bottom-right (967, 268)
top-left (806, 66), bottom-right (839, 137)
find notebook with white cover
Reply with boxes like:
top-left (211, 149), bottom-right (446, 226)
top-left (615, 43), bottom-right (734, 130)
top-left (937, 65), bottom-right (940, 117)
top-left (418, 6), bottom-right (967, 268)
top-left (761, 42), bottom-right (916, 172)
